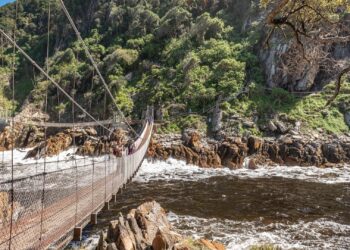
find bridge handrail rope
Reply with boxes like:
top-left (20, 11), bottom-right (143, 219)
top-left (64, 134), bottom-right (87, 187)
top-left (0, 111), bottom-right (154, 250)
top-left (58, 0), bottom-right (138, 137)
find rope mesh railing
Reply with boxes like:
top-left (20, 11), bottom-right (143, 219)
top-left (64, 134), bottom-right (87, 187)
top-left (0, 118), bottom-right (153, 250)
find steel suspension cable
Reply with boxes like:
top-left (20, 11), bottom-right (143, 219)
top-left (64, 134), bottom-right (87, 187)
top-left (58, 0), bottom-right (138, 137)
top-left (9, 1), bottom-right (19, 249)
top-left (0, 28), bottom-right (113, 134)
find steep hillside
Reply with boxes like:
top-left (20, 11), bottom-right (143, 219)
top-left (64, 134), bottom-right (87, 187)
top-left (0, 0), bottom-right (349, 135)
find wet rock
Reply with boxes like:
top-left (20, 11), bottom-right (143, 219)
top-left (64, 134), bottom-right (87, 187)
top-left (152, 229), bottom-right (169, 250)
top-left (97, 201), bottom-right (182, 250)
top-left (148, 130), bottom-right (350, 169)
top-left (148, 135), bottom-right (221, 168)
top-left (218, 140), bottom-right (248, 169)
top-left (182, 130), bottom-right (202, 152)
top-left (110, 128), bottom-right (127, 145)
top-left (247, 158), bottom-right (257, 170)
top-left (199, 239), bottom-right (226, 250)
top-left (247, 136), bottom-right (263, 154)
top-left (174, 238), bottom-right (226, 250)
top-left (98, 201), bottom-right (225, 250)
top-left (97, 231), bottom-right (108, 250)
top-left (0, 126), bottom-right (16, 150)
top-left (0, 106), bottom-right (48, 150)
top-left (24, 131), bottom-right (73, 159)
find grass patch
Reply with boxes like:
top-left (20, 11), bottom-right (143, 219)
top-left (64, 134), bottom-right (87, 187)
top-left (228, 82), bottom-right (350, 134)
top-left (159, 114), bottom-right (207, 134)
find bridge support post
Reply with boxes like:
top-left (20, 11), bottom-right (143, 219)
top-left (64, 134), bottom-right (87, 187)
top-left (73, 227), bottom-right (82, 241)
top-left (104, 201), bottom-right (110, 211)
top-left (91, 213), bottom-right (98, 225)
top-left (112, 194), bottom-right (117, 203)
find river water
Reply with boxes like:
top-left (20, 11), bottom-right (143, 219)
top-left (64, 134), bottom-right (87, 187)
top-left (68, 159), bottom-right (350, 250)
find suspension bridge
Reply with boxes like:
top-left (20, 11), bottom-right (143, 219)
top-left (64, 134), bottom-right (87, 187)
top-left (0, 0), bottom-right (154, 249)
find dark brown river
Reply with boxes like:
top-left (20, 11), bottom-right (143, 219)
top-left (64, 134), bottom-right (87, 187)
top-left (68, 159), bottom-right (350, 250)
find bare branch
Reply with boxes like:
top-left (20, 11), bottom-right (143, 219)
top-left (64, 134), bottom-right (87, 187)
top-left (326, 66), bottom-right (350, 106)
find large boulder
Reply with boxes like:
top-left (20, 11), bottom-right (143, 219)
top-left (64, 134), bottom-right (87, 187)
top-left (322, 143), bottom-right (343, 163)
top-left (98, 201), bottom-right (182, 250)
top-left (182, 129), bottom-right (202, 151)
top-left (97, 201), bottom-right (226, 250)
top-left (247, 136), bottom-right (263, 154)
top-left (218, 138), bottom-right (248, 169)
top-left (25, 131), bottom-right (73, 159)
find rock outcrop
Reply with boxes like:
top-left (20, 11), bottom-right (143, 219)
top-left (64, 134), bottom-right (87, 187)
top-left (148, 130), bottom-right (222, 168)
top-left (0, 106), bottom-right (47, 151)
top-left (148, 130), bottom-right (350, 168)
top-left (24, 127), bottom-right (130, 159)
top-left (96, 201), bottom-right (225, 250)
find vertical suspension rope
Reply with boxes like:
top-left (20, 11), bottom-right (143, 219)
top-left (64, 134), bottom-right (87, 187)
top-left (90, 70), bottom-right (95, 212)
top-left (0, 35), bottom-right (3, 163)
top-left (9, 1), bottom-right (19, 249)
top-left (39, 0), bottom-right (51, 245)
top-left (104, 90), bottom-right (107, 201)
top-left (91, 155), bottom-right (95, 213)
top-left (89, 69), bottom-right (94, 113)
top-left (0, 34), bottom-right (4, 67)
top-left (73, 52), bottom-right (79, 228)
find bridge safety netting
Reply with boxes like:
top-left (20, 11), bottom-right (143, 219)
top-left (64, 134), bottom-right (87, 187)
top-left (0, 121), bottom-right (153, 250)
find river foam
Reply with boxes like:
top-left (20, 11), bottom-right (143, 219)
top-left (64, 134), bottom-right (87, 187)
top-left (0, 148), bottom-right (107, 183)
top-left (65, 159), bottom-right (350, 250)
top-left (168, 212), bottom-right (350, 250)
top-left (135, 158), bottom-right (350, 184)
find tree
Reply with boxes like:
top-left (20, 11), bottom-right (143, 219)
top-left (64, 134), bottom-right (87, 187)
top-left (190, 12), bottom-right (227, 43)
top-left (261, 0), bottom-right (350, 104)
top-left (156, 6), bottom-right (192, 38)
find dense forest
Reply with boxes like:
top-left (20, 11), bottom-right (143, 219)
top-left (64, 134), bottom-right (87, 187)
top-left (0, 0), bottom-right (349, 135)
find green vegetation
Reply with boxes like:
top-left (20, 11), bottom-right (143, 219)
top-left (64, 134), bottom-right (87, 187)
top-left (159, 114), bottom-right (207, 134)
top-left (0, 0), bottom-right (258, 117)
top-left (0, 0), bottom-right (348, 134)
top-left (227, 82), bottom-right (350, 134)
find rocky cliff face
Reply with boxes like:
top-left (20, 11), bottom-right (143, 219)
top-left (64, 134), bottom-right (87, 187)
top-left (96, 201), bottom-right (225, 250)
top-left (259, 16), bottom-right (350, 92)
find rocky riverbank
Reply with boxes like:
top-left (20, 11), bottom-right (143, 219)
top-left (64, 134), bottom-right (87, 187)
top-left (147, 130), bottom-right (350, 168)
top-left (96, 201), bottom-right (225, 250)
top-left (1, 109), bottom-right (349, 168)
